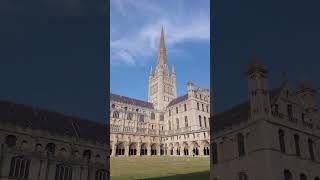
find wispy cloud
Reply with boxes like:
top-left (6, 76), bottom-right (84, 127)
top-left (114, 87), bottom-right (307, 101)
top-left (111, 0), bottom-right (210, 66)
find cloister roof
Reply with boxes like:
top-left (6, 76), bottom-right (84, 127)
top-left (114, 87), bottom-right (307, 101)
top-left (0, 100), bottom-right (108, 144)
top-left (110, 93), bottom-right (154, 109)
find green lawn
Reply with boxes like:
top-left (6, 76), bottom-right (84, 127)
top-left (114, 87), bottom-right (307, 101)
top-left (110, 156), bottom-right (210, 180)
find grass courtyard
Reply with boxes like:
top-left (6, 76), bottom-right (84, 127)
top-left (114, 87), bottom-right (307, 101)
top-left (110, 156), bottom-right (210, 180)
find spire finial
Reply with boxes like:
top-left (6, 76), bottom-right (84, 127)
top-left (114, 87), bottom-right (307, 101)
top-left (149, 66), bottom-right (153, 75)
top-left (172, 64), bottom-right (175, 74)
top-left (157, 26), bottom-right (167, 65)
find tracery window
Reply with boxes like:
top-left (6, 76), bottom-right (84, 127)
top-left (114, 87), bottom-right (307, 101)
top-left (160, 114), bottom-right (164, 121)
top-left (139, 115), bottom-right (144, 122)
top-left (151, 113), bottom-right (155, 120)
top-left (300, 173), bottom-right (307, 180)
top-left (113, 111), bottom-right (119, 118)
top-left (239, 172), bottom-right (248, 180)
top-left (287, 104), bottom-right (293, 118)
top-left (127, 113), bottom-right (133, 120)
top-left (95, 169), bottom-right (108, 180)
top-left (9, 156), bottom-right (30, 179)
top-left (55, 164), bottom-right (72, 180)
top-left (294, 134), bottom-right (301, 156)
top-left (308, 139), bottom-right (315, 160)
top-left (5, 135), bottom-right (17, 148)
top-left (176, 118), bottom-right (179, 129)
top-left (185, 116), bottom-right (188, 127)
top-left (284, 169), bottom-right (292, 180)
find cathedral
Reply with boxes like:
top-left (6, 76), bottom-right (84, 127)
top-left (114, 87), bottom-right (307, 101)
top-left (110, 28), bottom-right (210, 157)
top-left (210, 57), bottom-right (320, 180)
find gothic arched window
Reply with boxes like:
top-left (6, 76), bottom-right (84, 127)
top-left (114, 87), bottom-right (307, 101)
top-left (113, 111), bottom-right (119, 118)
top-left (184, 104), bottom-right (187, 111)
top-left (83, 150), bottom-right (92, 160)
top-left (176, 118), bottom-right (179, 129)
top-left (294, 134), bottom-right (301, 157)
top-left (278, 129), bottom-right (286, 153)
top-left (284, 170), bottom-right (292, 180)
top-left (151, 113), bottom-right (155, 120)
top-left (197, 102), bottom-right (200, 110)
top-left (46, 143), bottom-right (56, 156)
top-left (237, 133), bottom-right (245, 157)
top-left (239, 172), bottom-right (248, 180)
top-left (95, 169), bottom-right (108, 180)
top-left (160, 114), bottom-right (164, 121)
top-left (199, 116), bottom-right (202, 127)
top-left (184, 116), bottom-right (188, 127)
top-left (5, 135), bottom-right (17, 148)
top-left (55, 164), bottom-right (72, 180)
top-left (300, 173), bottom-right (307, 180)
top-left (287, 104), bottom-right (293, 118)
top-left (169, 120), bottom-right (171, 131)
top-left (176, 107), bottom-right (179, 114)
top-left (127, 113), bottom-right (133, 120)
top-left (9, 156), bottom-right (30, 179)
top-left (308, 139), bottom-right (315, 160)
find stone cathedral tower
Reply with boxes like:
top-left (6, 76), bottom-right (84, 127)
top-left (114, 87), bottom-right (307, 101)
top-left (148, 27), bottom-right (177, 110)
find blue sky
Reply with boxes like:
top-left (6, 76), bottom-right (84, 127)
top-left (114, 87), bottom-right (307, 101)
top-left (110, 0), bottom-right (210, 100)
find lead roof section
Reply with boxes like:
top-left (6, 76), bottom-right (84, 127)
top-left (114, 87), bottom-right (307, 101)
top-left (0, 100), bottom-right (107, 144)
top-left (110, 93), bottom-right (154, 109)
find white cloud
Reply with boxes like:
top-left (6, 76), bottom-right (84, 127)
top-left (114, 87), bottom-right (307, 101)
top-left (111, 1), bottom-right (210, 66)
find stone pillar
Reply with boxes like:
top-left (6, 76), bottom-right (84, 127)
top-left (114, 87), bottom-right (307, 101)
top-left (157, 145), bottom-right (161, 156)
top-left (111, 143), bottom-right (116, 157)
top-left (189, 146), bottom-right (194, 157)
top-left (147, 144), bottom-right (151, 156)
top-left (124, 143), bottom-right (129, 157)
top-left (137, 143), bottom-right (141, 156)
top-left (199, 145), bottom-right (204, 156)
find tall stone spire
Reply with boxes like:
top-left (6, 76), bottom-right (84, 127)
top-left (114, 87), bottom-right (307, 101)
top-left (157, 26), bottom-right (167, 65)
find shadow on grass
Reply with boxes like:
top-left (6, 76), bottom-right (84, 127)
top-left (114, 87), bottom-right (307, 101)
top-left (137, 171), bottom-right (210, 180)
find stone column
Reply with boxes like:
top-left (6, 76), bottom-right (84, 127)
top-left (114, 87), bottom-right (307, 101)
top-left (111, 143), bottom-right (116, 157)
top-left (137, 143), bottom-right (141, 156)
top-left (147, 144), bottom-right (151, 156)
top-left (124, 143), bottom-right (129, 157)
top-left (157, 145), bottom-right (161, 156)
top-left (199, 145), bottom-right (204, 156)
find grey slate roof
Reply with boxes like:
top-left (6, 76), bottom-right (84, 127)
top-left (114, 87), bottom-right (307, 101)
top-left (110, 93), bottom-right (154, 109)
top-left (0, 100), bottom-right (108, 144)
top-left (167, 94), bottom-right (188, 107)
top-left (212, 88), bottom-right (282, 132)
top-left (213, 101), bottom-right (250, 132)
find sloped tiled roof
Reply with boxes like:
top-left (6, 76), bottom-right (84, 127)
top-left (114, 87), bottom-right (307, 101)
top-left (110, 93), bottom-right (154, 109)
top-left (0, 100), bottom-right (108, 144)
top-left (167, 94), bottom-right (188, 107)
top-left (212, 88), bottom-right (284, 132)
top-left (213, 101), bottom-right (250, 132)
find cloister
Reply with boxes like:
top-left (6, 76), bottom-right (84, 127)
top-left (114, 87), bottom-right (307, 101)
top-left (110, 141), bottom-right (210, 157)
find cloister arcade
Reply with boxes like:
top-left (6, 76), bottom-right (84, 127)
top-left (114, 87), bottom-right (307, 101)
top-left (111, 140), bottom-right (210, 157)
